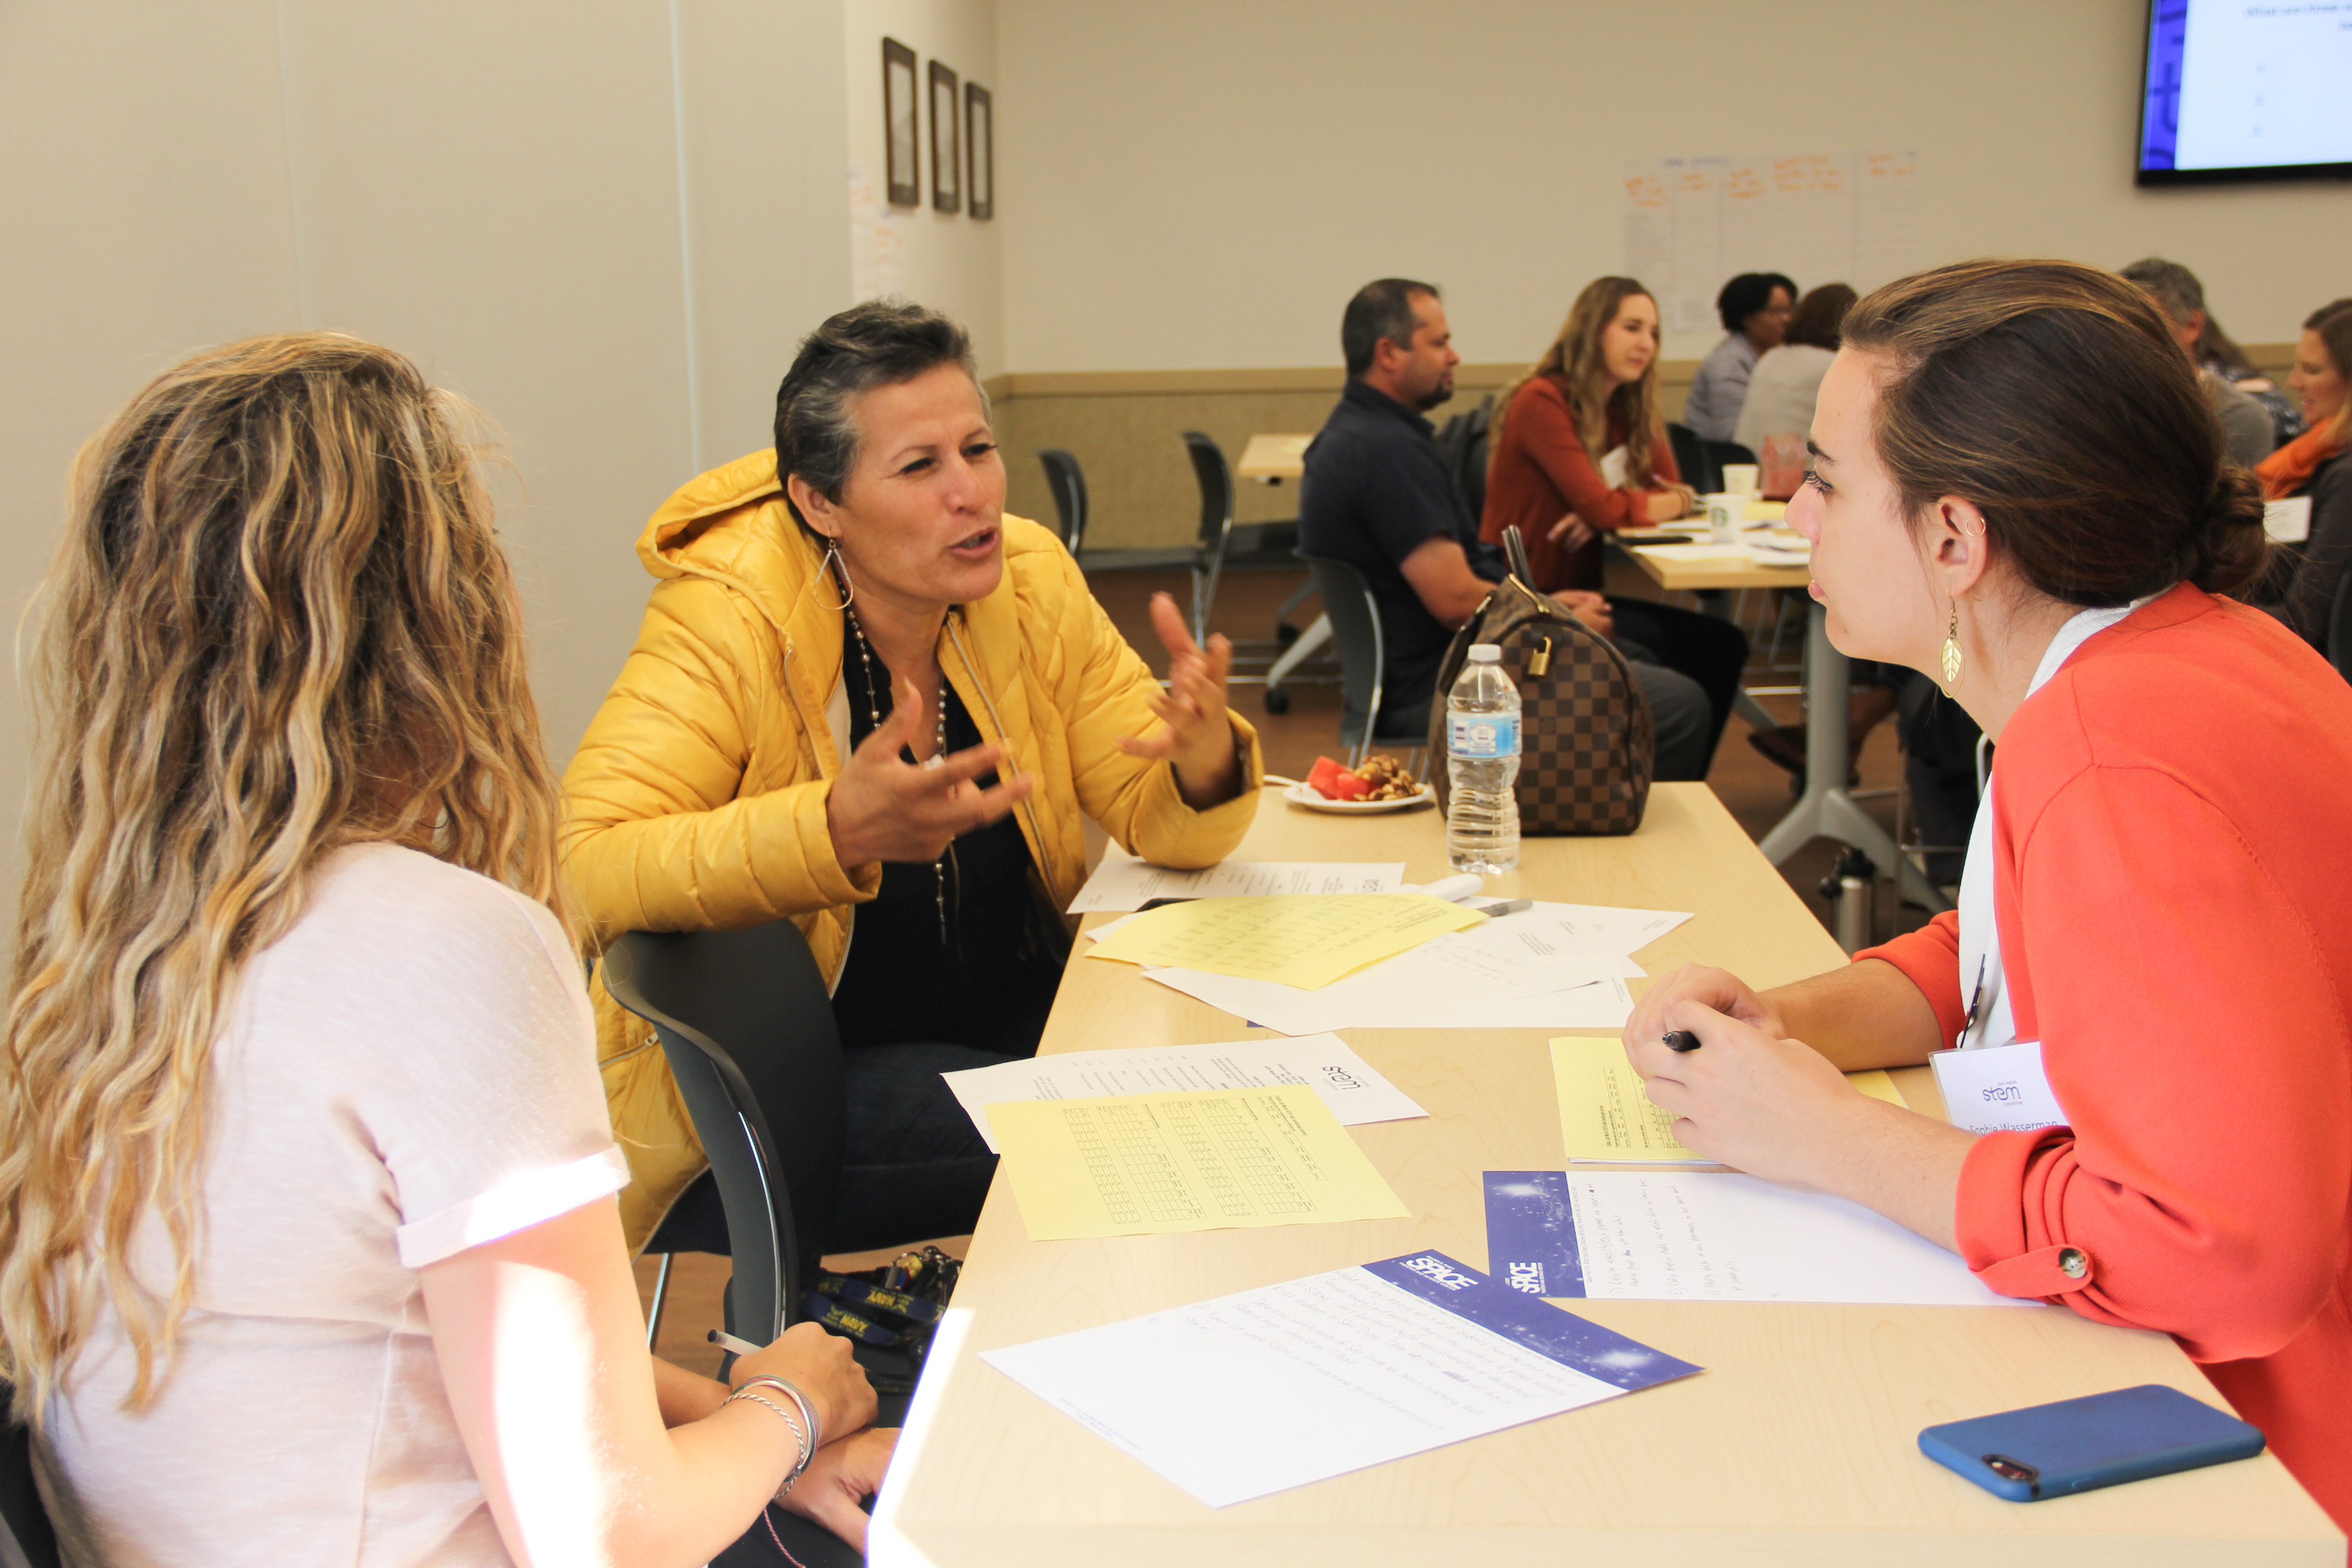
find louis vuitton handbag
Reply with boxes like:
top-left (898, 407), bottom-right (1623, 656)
top-left (1423, 526), bottom-right (1654, 834)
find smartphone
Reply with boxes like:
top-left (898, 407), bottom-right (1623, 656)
top-left (1919, 1384), bottom-right (2264, 1502)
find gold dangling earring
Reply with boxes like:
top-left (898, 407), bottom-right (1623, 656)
top-left (1939, 602), bottom-right (1963, 697)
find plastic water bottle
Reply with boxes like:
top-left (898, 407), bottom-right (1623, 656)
top-left (1446, 644), bottom-right (1521, 875)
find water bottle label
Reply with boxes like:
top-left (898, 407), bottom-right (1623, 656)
top-left (1448, 713), bottom-right (1520, 759)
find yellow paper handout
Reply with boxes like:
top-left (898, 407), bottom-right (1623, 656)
top-left (987, 1084), bottom-right (1412, 1241)
top-left (1084, 894), bottom-right (1483, 990)
top-left (1550, 1034), bottom-right (1908, 1164)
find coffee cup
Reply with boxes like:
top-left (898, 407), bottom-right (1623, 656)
top-left (1720, 463), bottom-right (1760, 496)
top-left (1703, 493), bottom-right (1746, 540)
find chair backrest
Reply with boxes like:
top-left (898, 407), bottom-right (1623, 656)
top-left (1036, 448), bottom-right (1088, 557)
top-left (2330, 560), bottom-right (2352, 683)
top-left (1179, 431), bottom-right (1237, 641)
top-left (0, 1394), bottom-right (59, 1568)
top-left (1665, 421), bottom-right (1712, 494)
top-left (1703, 437), bottom-right (1757, 495)
top-left (1303, 555), bottom-right (1388, 763)
top-left (1454, 393), bottom-right (1496, 523)
top-left (599, 921), bottom-right (846, 1344)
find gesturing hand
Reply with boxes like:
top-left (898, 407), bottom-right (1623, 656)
top-left (826, 674), bottom-right (1034, 868)
top-left (1119, 591), bottom-right (1242, 808)
top-left (1550, 589), bottom-right (1615, 642)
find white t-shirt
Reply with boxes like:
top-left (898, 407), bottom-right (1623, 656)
top-left (37, 843), bottom-right (630, 1568)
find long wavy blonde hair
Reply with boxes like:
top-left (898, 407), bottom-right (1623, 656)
top-left (1494, 276), bottom-right (1666, 483)
top-left (0, 332), bottom-right (567, 1421)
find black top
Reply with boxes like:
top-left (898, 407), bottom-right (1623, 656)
top-left (827, 626), bottom-right (1068, 1057)
top-left (2264, 450), bottom-right (2352, 651)
top-left (1296, 379), bottom-right (1505, 717)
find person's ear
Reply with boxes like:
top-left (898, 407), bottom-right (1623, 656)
top-left (787, 473), bottom-right (843, 540)
top-left (1927, 495), bottom-right (1993, 601)
top-left (2185, 308), bottom-right (2207, 346)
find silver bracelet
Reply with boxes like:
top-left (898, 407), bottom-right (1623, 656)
top-left (733, 1375), bottom-right (824, 1456)
top-left (724, 1386), bottom-right (813, 1478)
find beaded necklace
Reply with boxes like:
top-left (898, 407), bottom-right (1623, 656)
top-left (844, 602), bottom-right (954, 945)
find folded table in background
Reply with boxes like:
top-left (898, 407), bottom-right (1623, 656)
top-left (872, 785), bottom-right (2338, 1566)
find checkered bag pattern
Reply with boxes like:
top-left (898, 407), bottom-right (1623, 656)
top-left (1425, 574), bottom-right (1654, 836)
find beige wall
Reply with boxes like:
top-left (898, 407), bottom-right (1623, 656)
top-left (845, 0), bottom-right (1004, 371)
top-left (0, 1), bottom-right (852, 947)
top-left (994, 0), bottom-right (2352, 370)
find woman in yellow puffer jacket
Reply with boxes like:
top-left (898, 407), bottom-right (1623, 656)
top-left (563, 301), bottom-right (1262, 1255)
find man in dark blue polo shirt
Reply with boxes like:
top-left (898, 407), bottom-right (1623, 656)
top-left (1297, 278), bottom-right (1722, 779)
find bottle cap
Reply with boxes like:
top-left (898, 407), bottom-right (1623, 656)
top-left (1467, 644), bottom-right (1502, 663)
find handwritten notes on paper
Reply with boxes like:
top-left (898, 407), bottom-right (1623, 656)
top-left (1550, 1036), bottom-right (1906, 1164)
top-left (1066, 856), bottom-right (1405, 915)
top-left (1085, 895), bottom-right (1484, 990)
top-left (987, 1085), bottom-right (1411, 1241)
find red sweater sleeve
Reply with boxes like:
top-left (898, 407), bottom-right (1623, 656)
top-left (1855, 909), bottom-right (1965, 1047)
top-left (1955, 766), bottom-right (2352, 1362)
top-left (1505, 387), bottom-right (1663, 535)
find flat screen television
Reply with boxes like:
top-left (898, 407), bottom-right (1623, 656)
top-left (2138, 0), bottom-right (2352, 186)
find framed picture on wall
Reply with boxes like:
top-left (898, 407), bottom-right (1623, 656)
top-left (966, 83), bottom-right (994, 220)
top-left (883, 38), bottom-right (919, 207)
top-left (929, 61), bottom-right (961, 213)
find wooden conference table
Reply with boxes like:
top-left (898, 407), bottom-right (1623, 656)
top-left (875, 784), bottom-right (2336, 1565)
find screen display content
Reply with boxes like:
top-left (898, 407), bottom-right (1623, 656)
top-left (2138, 1), bottom-right (2352, 184)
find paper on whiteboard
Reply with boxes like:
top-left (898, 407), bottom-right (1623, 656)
top-left (1067, 855), bottom-right (1403, 914)
top-left (1556, 1171), bottom-right (2034, 1308)
top-left (982, 1251), bottom-right (1701, 1507)
top-left (941, 1033), bottom-right (1426, 1152)
top-left (1930, 1039), bottom-right (2069, 1137)
top-left (2265, 496), bottom-right (2313, 543)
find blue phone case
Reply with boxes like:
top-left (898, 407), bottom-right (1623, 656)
top-left (1918, 1384), bottom-right (2264, 1502)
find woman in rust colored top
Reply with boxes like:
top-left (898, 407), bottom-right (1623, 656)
top-left (1482, 276), bottom-right (1695, 593)
top-left (1626, 259), bottom-right (2352, 1541)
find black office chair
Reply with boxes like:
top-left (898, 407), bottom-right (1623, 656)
top-left (600, 922), bottom-right (845, 1355)
top-left (1453, 393), bottom-right (1495, 523)
top-left (2328, 565), bottom-right (2352, 683)
top-left (1036, 448), bottom-right (1088, 559)
top-left (1303, 555), bottom-right (1426, 770)
top-left (0, 1394), bottom-right (59, 1568)
top-left (1180, 431), bottom-right (1305, 662)
top-left (1666, 421), bottom-right (1712, 493)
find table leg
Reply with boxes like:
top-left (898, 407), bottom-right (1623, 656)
top-left (1694, 586), bottom-right (1785, 736)
top-left (1756, 602), bottom-right (1949, 913)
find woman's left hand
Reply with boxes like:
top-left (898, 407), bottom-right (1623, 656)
top-left (1121, 591), bottom-right (1243, 808)
top-left (778, 1428), bottom-right (898, 1552)
top-left (1622, 1000), bottom-right (1874, 1188)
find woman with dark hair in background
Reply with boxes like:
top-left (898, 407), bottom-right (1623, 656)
top-left (1481, 277), bottom-right (1749, 773)
top-left (1682, 270), bottom-right (1797, 442)
top-left (1734, 282), bottom-right (1857, 457)
top-left (564, 299), bottom-right (1261, 1262)
top-left (1624, 259), bottom-right (2352, 1537)
top-left (2251, 298), bottom-right (2352, 651)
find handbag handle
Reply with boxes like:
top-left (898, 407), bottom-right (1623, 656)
top-left (1502, 523), bottom-right (1537, 589)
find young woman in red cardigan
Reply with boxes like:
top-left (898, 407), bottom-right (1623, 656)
top-left (1624, 259), bottom-right (2352, 1537)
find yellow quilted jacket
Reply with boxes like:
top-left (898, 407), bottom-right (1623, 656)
top-left (561, 450), bottom-right (1263, 1251)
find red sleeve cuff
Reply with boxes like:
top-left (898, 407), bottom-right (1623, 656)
top-left (1855, 909), bottom-right (1965, 1047)
top-left (1956, 1126), bottom-right (2096, 1301)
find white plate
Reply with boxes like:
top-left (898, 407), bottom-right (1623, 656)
top-left (1281, 781), bottom-right (1437, 815)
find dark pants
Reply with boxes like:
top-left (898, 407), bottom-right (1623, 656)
top-left (713, 1504), bottom-right (864, 1568)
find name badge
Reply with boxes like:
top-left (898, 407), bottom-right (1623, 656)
top-left (1930, 1040), bottom-right (2069, 1137)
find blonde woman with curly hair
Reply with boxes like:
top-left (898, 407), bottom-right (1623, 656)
top-left (0, 333), bottom-right (885, 1567)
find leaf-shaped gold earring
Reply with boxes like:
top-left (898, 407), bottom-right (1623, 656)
top-left (1939, 603), bottom-right (1963, 696)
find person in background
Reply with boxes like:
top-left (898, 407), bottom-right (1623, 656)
top-left (564, 301), bottom-right (1260, 1262)
top-left (1478, 276), bottom-right (1750, 764)
top-left (2119, 258), bottom-right (2279, 469)
top-left (1733, 283), bottom-right (1858, 457)
top-left (0, 333), bottom-right (889, 1568)
top-left (1682, 270), bottom-right (1797, 442)
top-left (1297, 278), bottom-right (1729, 781)
top-left (1624, 258), bottom-right (2352, 1540)
top-left (2249, 298), bottom-right (2352, 651)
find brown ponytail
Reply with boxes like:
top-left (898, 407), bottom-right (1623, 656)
top-left (1842, 258), bottom-right (2270, 605)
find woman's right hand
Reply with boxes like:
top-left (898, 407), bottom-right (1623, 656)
top-left (732, 1322), bottom-right (878, 1443)
top-left (826, 675), bottom-right (1033, 868)
top-left (1622, 964), bottom-right (1786, 1072)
